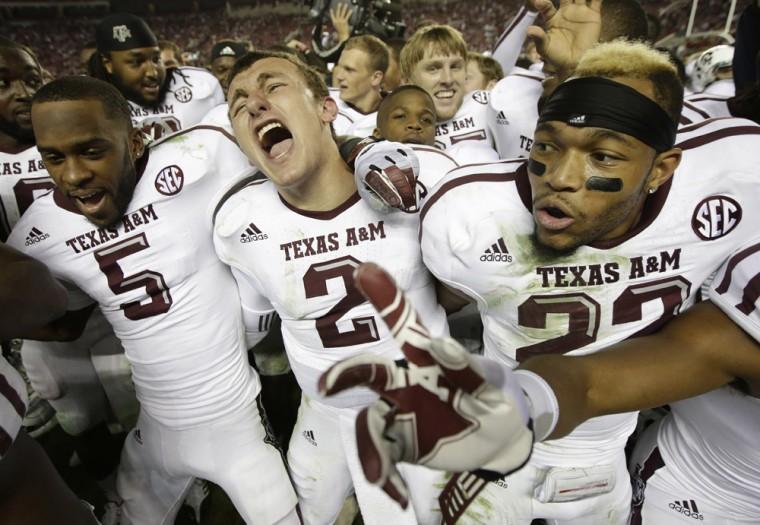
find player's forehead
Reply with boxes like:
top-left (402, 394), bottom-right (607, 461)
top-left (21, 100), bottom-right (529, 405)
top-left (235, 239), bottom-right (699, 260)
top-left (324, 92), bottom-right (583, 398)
top-left (418, 47), bottom-right (465, 66)
top-left (33, 99), bottom-right (118, 146)
top-left (0, 47), bottom-right (39, 72)
top-left (232, 57), bottom-right (303, 89)
top-left (390, 90), bottom-right (434, 112)
top-left (339, 48), bottom-right (370, 67)
top-left (112, 46), bottom-right (160, 60)
top-left (535, 121), bottom-right (642, 150)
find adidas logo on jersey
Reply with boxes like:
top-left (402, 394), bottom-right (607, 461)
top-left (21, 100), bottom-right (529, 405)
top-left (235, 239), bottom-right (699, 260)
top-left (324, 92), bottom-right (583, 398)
top-left (496, 111), bottom-right (509, 125)
top-left (302, 430), bottom-right (317, 446)
top-left (480, 237), bottom-right (513, 263)
top-left (239, 222), bottom-right (268, 243)
top-left (668, 500), bottom-right (704, 521)
top-left (25, 227), bottom-right (50, 246)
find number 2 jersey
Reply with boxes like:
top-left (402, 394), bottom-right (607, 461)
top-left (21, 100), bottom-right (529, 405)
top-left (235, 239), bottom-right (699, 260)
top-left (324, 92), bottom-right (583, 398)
top-left (7, 125), bottom-right (258, 428)
top-left (420, 117), bottom-right (760, 466)
top-left (0, 146), bottom-right (54, 241)
top-left (212, 146), bottom-right (457, 408)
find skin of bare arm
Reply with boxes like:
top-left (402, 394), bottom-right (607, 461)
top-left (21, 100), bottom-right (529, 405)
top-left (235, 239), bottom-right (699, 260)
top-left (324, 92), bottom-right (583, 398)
top-left (520, 300), bottom-right (760, 439)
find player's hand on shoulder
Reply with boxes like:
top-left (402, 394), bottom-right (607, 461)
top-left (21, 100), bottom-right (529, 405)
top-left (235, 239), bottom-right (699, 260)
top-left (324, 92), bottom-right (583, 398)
top-left (353, 141), bottom-right (420, 214)
top-left (318, 263), bottom-right (534, 508)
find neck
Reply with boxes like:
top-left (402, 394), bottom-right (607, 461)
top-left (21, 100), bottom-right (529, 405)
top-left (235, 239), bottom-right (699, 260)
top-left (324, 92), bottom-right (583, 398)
top-left (0, 131), bottom-right (33, 155)
top-left (348, 89), bottom-right (382, 114)
top-left (278, 140), bottom-right (356, 211)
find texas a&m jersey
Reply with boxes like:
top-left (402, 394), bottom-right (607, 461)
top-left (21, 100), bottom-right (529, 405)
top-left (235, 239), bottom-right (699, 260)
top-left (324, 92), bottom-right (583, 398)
top-left (434, 91), bottom-right (497, 160)
top-left (420, 117), bottom-right (760, 466)
top-left (488, 67), bottom-right (544, 159)
top-left (651, 235), bottom-right (760, 519)
top-left (7, 126), bottom-right (257, 428)
top-left (329, 87), bottom-right (378, 138)
top-left (213, 146), bottom-right (457, 408)
top-left (0, 146), bottom-right (55, 240)
top-left (131, 67), bottom-right (224, 141)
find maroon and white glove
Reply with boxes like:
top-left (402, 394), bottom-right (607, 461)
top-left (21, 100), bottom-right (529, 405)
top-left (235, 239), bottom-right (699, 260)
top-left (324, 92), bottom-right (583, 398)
top-left (353, 142), bottom-right (420, 213)
top-left (318, 263), bottom-right (534, 508)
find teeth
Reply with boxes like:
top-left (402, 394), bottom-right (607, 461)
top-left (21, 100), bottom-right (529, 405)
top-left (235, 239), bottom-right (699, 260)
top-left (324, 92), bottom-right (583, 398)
top-left (436, 90), bottom-right (454, 98)
top-left (258, 122), bottom-right (282, 141)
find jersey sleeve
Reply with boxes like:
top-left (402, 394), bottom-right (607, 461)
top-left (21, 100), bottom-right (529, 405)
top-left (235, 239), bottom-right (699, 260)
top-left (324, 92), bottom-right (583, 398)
top-left (412, 146), bottom-right (460, 204)
top-left (709, 235), bottom-right (760, 342)
top-left (491, 6), bottom-right (538, 73)
top-left (0, 356), bottom-right (27, 459)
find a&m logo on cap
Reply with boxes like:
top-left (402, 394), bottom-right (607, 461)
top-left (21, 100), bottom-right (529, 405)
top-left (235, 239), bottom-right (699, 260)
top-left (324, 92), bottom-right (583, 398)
top-left (220, 46), bottom-right (236, 56)
top-left (113, 25), bottom-right (132, 43)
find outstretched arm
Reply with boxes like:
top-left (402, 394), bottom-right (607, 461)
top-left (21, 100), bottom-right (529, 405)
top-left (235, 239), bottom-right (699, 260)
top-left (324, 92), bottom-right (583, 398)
top-left (521, 300), bottom-right (760, 439)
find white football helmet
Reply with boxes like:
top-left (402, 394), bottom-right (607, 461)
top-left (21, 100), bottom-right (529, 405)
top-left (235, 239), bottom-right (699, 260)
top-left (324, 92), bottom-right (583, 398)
top-left (691, 45), bottom-right (734, 93)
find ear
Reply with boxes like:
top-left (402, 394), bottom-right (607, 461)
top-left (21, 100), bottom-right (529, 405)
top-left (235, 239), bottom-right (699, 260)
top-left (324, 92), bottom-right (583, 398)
top-left (321, 96), bottom-right (339, 124)
top-left (370, 70), bottom-right (384, 89)
top-left (128, 127), bottom-right (146, 161)
top-left (102, 53), bottom-right (113, 75)
top-left (647, 147), bottom-right (682, 192)
top-left (485, 79), bottom-right (498, 91)
top-left (372, 127), bottom-right (383, 140)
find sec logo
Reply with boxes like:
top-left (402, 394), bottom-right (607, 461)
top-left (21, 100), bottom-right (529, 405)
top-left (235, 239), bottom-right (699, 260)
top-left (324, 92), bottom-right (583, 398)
top-left (691, 195), bottom-right (742, 240)
top-left (155, 165), bottom-right (184, 196)
top-left (175, 86), bottom-right (193, 103)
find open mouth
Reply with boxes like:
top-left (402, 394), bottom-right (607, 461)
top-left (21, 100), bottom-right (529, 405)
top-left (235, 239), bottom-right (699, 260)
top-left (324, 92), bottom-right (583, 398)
top-left (257, 121), bottom-right (294, 159)
top-left (435, 89), bottom-right (455, 100)
top-left (70, 189), bottom-right (107, 213)
top-left (536, 204), bottom-right (575, 230)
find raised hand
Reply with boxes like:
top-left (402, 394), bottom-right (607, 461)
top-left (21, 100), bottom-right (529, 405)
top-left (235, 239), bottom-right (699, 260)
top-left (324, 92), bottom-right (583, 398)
top-left (329, 3), bottom-right (354, 44)
top-left (527, 0), bottom-right (602, 77)
top-left (318, 263), bottom-right (534, 508)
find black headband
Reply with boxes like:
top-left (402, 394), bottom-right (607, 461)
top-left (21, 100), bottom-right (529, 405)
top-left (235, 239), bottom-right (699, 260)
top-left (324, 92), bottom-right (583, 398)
top-left (96, 13), bottom-right (158, 53)
top-left (538, 77), bottom-right (677, 152)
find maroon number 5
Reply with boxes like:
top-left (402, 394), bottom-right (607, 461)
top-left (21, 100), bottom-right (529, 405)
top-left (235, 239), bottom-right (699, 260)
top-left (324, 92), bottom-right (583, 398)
top-left (93, 233), bottom-right (172, 320)
top-left (516, 276), bottom-right (691, 361)
top-left (303, 255), bottom-right (380, 348)
top-left (14, 177), bottom-right (56, 215)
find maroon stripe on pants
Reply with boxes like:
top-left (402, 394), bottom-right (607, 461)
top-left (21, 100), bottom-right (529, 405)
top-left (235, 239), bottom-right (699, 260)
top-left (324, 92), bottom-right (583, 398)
top-left (629, 446), bottom-right (665, 525)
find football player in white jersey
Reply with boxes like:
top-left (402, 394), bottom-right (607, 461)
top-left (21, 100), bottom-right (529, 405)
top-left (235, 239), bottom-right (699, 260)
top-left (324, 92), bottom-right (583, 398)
top-left (489, 0), bottom-right (649, 159)
top-left (216, 50), bottom-right (457, 525)
top-left (331, 35), bottom-right (389, 138)
top-left (0, 37), bottom-right (135, 487)
top-left (334, 40), bottom-right (760, 524)
top-left (0, 244), bottom-right (100, 525)
top-left (89, 13), bottom-right (224, 141)
top-left (399, 24), bottom-right (499, 163)
top-left (8, 76), bottom-right (297, 525)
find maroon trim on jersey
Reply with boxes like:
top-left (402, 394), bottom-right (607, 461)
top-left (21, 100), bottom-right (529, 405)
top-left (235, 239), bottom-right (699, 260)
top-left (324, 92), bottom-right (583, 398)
top-left (682, 100), bottom-right (710, 120)
top-left (53, 149), bottom-right (151, 215)
top-left (677, 117), bottom-right (726, 134)
top-left (337, 111), bottom-right (355, 124)
top-left (159, 124), bottom-right (238, 146)
top-left (419, 164), bottom-right (523, 240)
top-left (510, 72), bottom-right (544, 82)
top-left (493, 7), bottom-right (528, 51)
top-left (687, 94), bottom-right (731, 102)
top-left (629, 445), bottom-right (666, 525)
top-left (713, 242), bottom-right (760, 294)
top-left (278, 191), bottom-right (361, 220)
top-left (0, 374), bottom-right (26, 419)
top-left (676, 125), bottom-right (760, 150)
top-left (679, 114), bottom-right (693, 125)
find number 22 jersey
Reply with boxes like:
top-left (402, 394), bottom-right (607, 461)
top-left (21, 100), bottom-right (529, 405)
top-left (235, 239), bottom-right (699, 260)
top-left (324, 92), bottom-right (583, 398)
top-left (420, 117), bottom-right (760, 465)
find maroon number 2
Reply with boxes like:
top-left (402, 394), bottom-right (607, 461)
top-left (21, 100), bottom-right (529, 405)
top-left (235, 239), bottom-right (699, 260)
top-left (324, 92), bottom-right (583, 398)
top-left (93, 233), bottom-right (172, 320)
top-left (303, 255), bottom-right (380, 348)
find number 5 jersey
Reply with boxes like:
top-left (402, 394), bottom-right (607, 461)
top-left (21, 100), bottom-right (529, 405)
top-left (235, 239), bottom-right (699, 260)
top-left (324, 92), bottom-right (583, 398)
top-left (7, 125), bottom-right (258, 428)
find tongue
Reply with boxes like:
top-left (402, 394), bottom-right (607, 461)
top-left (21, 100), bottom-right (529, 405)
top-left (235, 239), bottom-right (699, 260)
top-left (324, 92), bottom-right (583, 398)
top-left (269, 138), bottom-right (293, 159)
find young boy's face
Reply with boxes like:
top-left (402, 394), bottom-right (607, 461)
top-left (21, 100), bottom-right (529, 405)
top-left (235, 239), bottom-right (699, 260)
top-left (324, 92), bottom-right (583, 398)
top-left (376, 89), bottom-right (437, 146)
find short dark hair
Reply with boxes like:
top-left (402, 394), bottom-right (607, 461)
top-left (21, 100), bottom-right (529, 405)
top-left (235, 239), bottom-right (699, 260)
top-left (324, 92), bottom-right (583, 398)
top-left (32, 76), bottom-right (132, 130)
top-left (227, 50), bottom-right (328, 100)
top-left (377, 84), bottom-right (435, 122)
top-left (600, 0), bottom-right (650, 43)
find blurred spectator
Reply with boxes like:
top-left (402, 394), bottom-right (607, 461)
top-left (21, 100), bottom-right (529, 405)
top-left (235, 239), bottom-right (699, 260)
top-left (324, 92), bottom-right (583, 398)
top-left (79, 41), bottom-right (96, 73)
top-left (733, 2), bottom-right (760, 93)
top-left (209, 39), bottom-right (249, 92)
top-left (159, 40), bottom-right (183, 68)
top-left (465, 51), bottom-right (503, 92)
